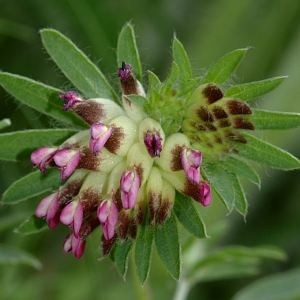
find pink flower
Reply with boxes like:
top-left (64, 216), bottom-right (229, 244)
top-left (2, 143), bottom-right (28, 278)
top-left (118, 62), bottom-right (132, 81)
top-left (63, 232), bottom-right (86, 259)
top-left (181, 148), bottom-right (202, 184)
top-left (97, 200), bottom-right (118, 240)
top-left (60, 200), bottom-right (83, 238)
top-left (35, 192), bottom-right (60, 229)
top-left (53, 149), bottom-right (80, 181)
top-left (89, 123), bottom-right (113, 155)
top-left (120, 168), bottom-right (140, 209)
top-left (144, 132), bottom-right (163, 157)
top-left (59, 91), bottom-right (84, 112)
top-left (30, 147), bottom-right (59, 173)
top-left (200, 181), bottom-right (212, 207)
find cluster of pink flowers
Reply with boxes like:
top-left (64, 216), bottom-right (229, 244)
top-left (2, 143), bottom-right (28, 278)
top-left (31, 63), bottom-right (211, 259)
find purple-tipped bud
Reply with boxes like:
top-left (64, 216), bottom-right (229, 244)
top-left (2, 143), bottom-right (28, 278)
top-left (89, 123), bottom-right (113, 155)
top-left (59, 91), bottom-right (84, 112)
top-left (35, 192), bottom-right (60, 229)
top-left (53, 149), bottom-right (80, 181)
top-left (200, 181), bottom-right (212, 207)
top-left (31, 147), bottom-right (59, 173)
top-left (97, 200), bottom-right (118, 240)
top-left (144, 132), bottom-right (163, 157)
top-left (63, 232), bottom-right (86, 259)
top-left (120, 168), bottom-right (140, 209)
top-left (118, 62), bottom-right (132, 81)
top-left (60, 200), bottom-right (83, 238)
top-left (181, 148), bottom-right (202, 184)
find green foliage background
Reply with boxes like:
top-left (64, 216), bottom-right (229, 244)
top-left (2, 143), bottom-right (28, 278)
top-left (1, 0), bottom-right (300, 299)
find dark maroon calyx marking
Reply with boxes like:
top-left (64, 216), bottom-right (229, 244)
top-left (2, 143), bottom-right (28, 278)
top-left (170, 145), bottom-right (185, 171)
top-left (191, 121), bottom-right (206, 131)
top-left (58, 179), bottom-right (84, 207)
top-left (205, 123), bottom-right (217, 131)
top-left (101, 234), bottom-right (116, 257)
top-left (197, 106), bottom-right (215, 122)
top-left (227, 99), bottom-right (252, 115)
top-left (74, 101), bottom-right (105, 125)
top-left (202, 83), bottom-right (224, 104)
top-left (80, 188), bottom-right (100, 215)
top-left (218, 119), bottom-right (231, 128)
top-left (118, 62), bottom-right (138, 95)
top-left (116, 210), bottom-right (130, 239)
top-left (225, 130), bottom-right (247, 143)
top-left (79, 214), bottom-right (99, 239)
top-left (104, 126), bottom-right (125, 154)
top-left (128, 219), bottom-right (137, 239)
top-left (77, 147), bottom-right (101, 171)
top-left (233, 117), bottom-right (255, 130)
top-left (213, 107), bottom-right (228, 119)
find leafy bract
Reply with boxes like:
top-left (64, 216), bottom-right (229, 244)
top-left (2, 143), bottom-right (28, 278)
top-left (15, 215), bottom-right (48, 235)
top-left (203, 48), bottom-right (247, 85)
top-left (1, 169), bottom-right (61, 204)
top-left (0, 244), bottom-right (42, 269)
top-left (0, 72), bottom-right (86, 128)
top-left (155, 212), bottom-right (181, 280)
top-left (117, 23), bottom-right (142, 82)
top-left (233, 133), bottom-right (300, 170)
top-left (41, 29), bottom-right (119, 103)
top-left (0, 129), bottom-right (78, 161)
top-left (250, 109), bottom-right (300, 130)
top-left (174, 191), bottom-right (207, 239)
top-left (224, 76), bottom-right (286, 100)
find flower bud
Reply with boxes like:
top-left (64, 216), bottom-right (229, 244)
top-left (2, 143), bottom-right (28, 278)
top-left (98, 199), bottom-right (118, 240)
top-left (59, 91), bottom-right (85, 111)
top-left (120, 168), bottom-right (140, 209)
top-left (31, 147), bottom-right (59, 173)
top-left (63, 232), bottom-right (86, 259)
top-left (181, 148), bottom-right (202, 184)
top-left (200, 181), bottom-right (212, 207)
top-left (187, 83), bottom-right (223, 106)
top-left (89, 123), bottom-right (113, 155)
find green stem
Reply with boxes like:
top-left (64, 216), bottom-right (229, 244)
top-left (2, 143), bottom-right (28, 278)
top-left (172, 279), bottom-right (192, 300)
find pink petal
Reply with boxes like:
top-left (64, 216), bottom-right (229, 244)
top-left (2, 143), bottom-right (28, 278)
top-left (60, 201), bottom-right (78, 225)
top-left (61, 149), bottom-right (80, 180)
top-left (97, 201), bottom-right (110, 223)
top-left (73, 201), bottom-right (83, 238)
top-left (90, 123), bottom-right (107, 140)
top-left (73, 239), bottom-right (86, 259)
top-left (47, 211), bottom-right (61, 230)
top-left (200, 181), bottom-right (212, 207)
top-left (63, 233), bottom-right (72, 253)
top-left (53, 149), bottom-right (75, 167)
top-left (120, 169), bottom-right (140, 209)
top-left (181, 148), bottom-right (202, 184)
top-left (89, 124), bottom-right (113, 155)
top-left (144, 132), bottom-right (163, 157)
top-left (35, 193), bottom-right (57, 218)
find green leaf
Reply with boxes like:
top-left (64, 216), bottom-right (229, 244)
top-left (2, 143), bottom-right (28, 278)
top-left (174, 191), bottom-right (207, 239)
top-left (224, 76), bottom-right (286, 100)
top-left (232, 268), bottom-right (300, 300)
top-left (41, 29), bottom-right (119, 103)
top-left (1, 169), bottom-right (61, 204)
top-left (0, 129), bottom-right (78, 161)
top-left (0, 72), bottom-right (86, 128)
top-left (202, 163), bottom-right (235, 211)
top-left (112, 238), bottom-right (133, 278)
top-left (155, 212), bottom-right (181, 280)
top-left (117, 23), bottom-right (142, 82)
top-left (172, 37), bottom-right (192, 81)
top-left (135, 216), bottom-right (154, 283)
top-left (224, 170), bottom-right (248, 216)
top-left (0, 244), bottom-right (42, 269)
top-left (220, 156), bottom-right (260, 186)
top-left (0, 118), bottom-right (11, 130)
top-left (250, 109), bottom-right (300, 130)
top-left (233, 133), bottom-right (300, 170)
top-left (203, 48), bottom-right (247, 85)
top-left (15, 215), bottom-right (48, 235)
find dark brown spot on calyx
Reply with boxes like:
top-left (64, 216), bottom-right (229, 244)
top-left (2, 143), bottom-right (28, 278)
top-left (80, 188), bottom-right (101, 215)
top-left (225, 130), bottom-right (247, 143)
top-left (218, 119), bottom-right (231, 128)
top-left (101, 234), bottom-right (116, 257)
top-left (191, 121), bottom-right (206, 131)
top-left (170, 145), bottom-right (185, 171)
top-left (113, 189), bottom-right (123, 212)
top-left (79, 214), bottom-right (99, 239)
top-left (104, 126), bottom-right (125, 154)
top-left (158, 200), bottom-right (172, 225)
top-left (183, 181), bottom-right (202, 203)
top-left (233, 117), bottom-right (254, 130)
top-left (135, 164), bottom-right (145, 184)
top-left (77, 147), bottom-right (101, 171)
top-left (205, 123), bottom-right (217, 131)
top-left (197, 106), bottom-right (215, 122)
top-left (202, 83), bottom-right (223, 104)
top-left (148, 192), bottom-right (162, 225)
top-left (128, 219), bottom-right (137, 239)
top-left (58, 178), bottom-right (85, 207)
top-left (227, 99), bottom-right (252, 115)
top-left (116, 210), bottom-right (130, 239)
top-left (120, 74), bottom-right (138, 95)
top-left (214, 136), bottom-right (223, 144)
top-left (136, 200), bottom-right (146, 225)
top-left (213, 107), bottom-right (228, 119)
top-left (74, 100), bottom-right (105, 125)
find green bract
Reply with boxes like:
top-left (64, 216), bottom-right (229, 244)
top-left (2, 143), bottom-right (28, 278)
top-left (0, 23), bottom-right (300, 283)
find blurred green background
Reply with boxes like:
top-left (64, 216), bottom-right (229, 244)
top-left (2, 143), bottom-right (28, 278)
top-left (1, 0), bottom-right (300, 299)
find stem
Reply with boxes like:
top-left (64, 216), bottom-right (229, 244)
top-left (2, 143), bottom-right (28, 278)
top-left (172, 279), bottom-right (192, 300)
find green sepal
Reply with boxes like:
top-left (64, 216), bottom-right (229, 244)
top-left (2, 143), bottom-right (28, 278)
top-left (0, 129), bottom-right (78, 161)
top-left (160, 62), bottom-right (179, 96)
top-left (224, 76), bottom-right (286, 100)
top-left (0, 244), bottom-right (42, 270)
top-left (203, 48), bottom-right (247, 85)
top-left (147, 70), bottom-right (161, 104)
top-left (250, 109), bottom-right (300, 130)
top-left (202, 163), bottom-right (235, 212)
top-left (1, 169), bottom-right (61, 205)
top-left (111, 237), bottom-right (133, 278)
top-left (135, 214), bottom-right (154, 284)
top-left (220, 156), bottom-right (260, 186)
top-left (40, 29), bottom-right (119, 103)
top-left (233, 133), bottom-right (300, 170)
top-left (155, 212), bottom-right (181, 280)
top-left (174, 191), bottom-right (207, 239)
top-left (117, 23), bottom-right (142, 82)
top-left (15, 215), bottom-right (48, 235)
top-left (172, 37), bottom-right (193, 81)
top-left (0, 72), bottom-right (86, 128)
